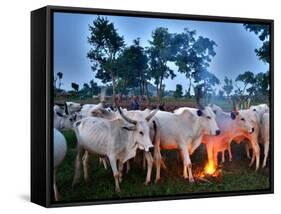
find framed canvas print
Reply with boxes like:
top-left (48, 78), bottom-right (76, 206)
top-left (31, 5), bottom-right (274, 207)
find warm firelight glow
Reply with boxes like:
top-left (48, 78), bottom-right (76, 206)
top-left (204, 160), bottom-right (216, 175)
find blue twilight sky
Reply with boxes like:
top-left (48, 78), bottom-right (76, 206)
top-left (53, 12), bottom-right (269, 93)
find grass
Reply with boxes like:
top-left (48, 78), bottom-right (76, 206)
top-left (55, 130), bottom-right (270, 203)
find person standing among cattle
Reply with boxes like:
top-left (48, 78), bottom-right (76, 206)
top-left (130, 96), bottom-right (140, 110)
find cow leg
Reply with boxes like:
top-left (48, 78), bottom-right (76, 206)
top-left (228, 144), bottom-right (232, 162)
top-left (190, 135), bottom-right (203, 155)
top-left (53, 168), bottom-right (59, 201)
top-left (222, 151), bottom-right (225, 163)
top-left (126, 160), bottom-right (130, 174)
top-left (249, 140), bottom-right (260, 171)
top-left (180, 141), bottom-right (194, 183)
top-left (262, 141), bottom-right (269, 168)
top-left (245, 143), bottom-right (251, 159)
top-left (142, 152), bottom-right (146, 170)
top-left (108, 156), bottom-right (120, 192)
top-left (214, 150), bottom-right (218, 167)
top-left (72, 146), bottom-right (82, 187)
top-left (144, 152), bottom-right (153, 185)
top-left (118, 160), bottom-right (124, 183)
top-left (99, 157), bottom-right (107, 169)
top-left (82, 151), bottom-right (89, 182)
top-left (154, 147), bottom-right (162, 183)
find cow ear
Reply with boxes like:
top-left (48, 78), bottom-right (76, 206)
top-left (197, 109), bottom-right (203, 117)
top-left (231, 111), bottom-right (237, 120)
top-left (56, 111), bottom-right (63, 117)
top-left (123, 126), bottom-right (136, 131)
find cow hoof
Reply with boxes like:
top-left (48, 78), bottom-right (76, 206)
top-left (115, 187), bottom-right (121, 193)
top-left (84, 177), bottom-right (89, 183)
top-left (189, 178), bottom-right (195, 183)
top-left (144, 180), bottom-right (151, 185)
top-left (155, 178), bottom-right (160, 184)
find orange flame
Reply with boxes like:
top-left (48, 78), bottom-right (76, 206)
top-left (204, 160), bottom-right (216, 175)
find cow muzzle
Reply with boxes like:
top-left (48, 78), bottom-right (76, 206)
top-left (144, 145), bottom-right (154, 152)
top-left (250, 127), bottom-right (255, 134)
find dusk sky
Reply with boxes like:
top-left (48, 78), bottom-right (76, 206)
top-left (53, 12), bottom-right (269, 93)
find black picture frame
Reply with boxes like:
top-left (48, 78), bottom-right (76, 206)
top-left (31, 5), bottom-right (274, 208)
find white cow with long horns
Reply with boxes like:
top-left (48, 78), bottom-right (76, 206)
top-left (72, 107), bottom-right (158, 192)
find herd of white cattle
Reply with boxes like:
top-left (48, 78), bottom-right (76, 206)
top-left (53, 101), bottom-right (270, 201)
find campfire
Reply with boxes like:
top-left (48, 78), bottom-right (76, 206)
top-left (204, 160), bottom-right (216, 175)
top-left (195, 160), bottom-right (222, 183)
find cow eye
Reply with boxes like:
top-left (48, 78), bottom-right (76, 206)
top-left (206, 116), bottom-right (211, 119)
top-left (241, 118), bottom-right (245, 121)
top-left (139, 131), bottom-right (144, 136)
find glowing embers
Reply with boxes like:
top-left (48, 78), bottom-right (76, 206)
top-left (196, 160), bottom-right (222, 182)
top-left (204, 159), bottom-right (216, 175)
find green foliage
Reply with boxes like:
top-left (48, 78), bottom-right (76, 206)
top-left (174, 29), bottom-right (218, 101)
top-left (244, 24), bottom-right (270, 63)
top-left (87, 16), bottom-right (125, 100)
top-left (223, 76), bottom-right (233, 97)
top-left (174, 84), bottom-right (183, 98)
top-left (235, 71), bottom-right (255, 95)
top-left (117, 38), bottom-right (149, 96)
top-left (218, 89), bottom-right (224, 97)
top-left (71, 82), bottom-right (79, 92)
top-left (147, 28), bottom-right (176, 103)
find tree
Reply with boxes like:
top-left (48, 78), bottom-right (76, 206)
top-left (56, 72), bottom-right (63, 90)
top-left (89, 79), bottom-right (99, 96)
top-left (218, 90), bottom-right (224, 98)
top-left (246, 71), bottom-right (269, 101)
top-left (235, 71), bottom-right (255, 95)
top-left (174, 84), bottom-right (183, 98)
top-left (222, 76), bottom-right (233, 97)
top-left (71, 82), bottom-right (79, 92)
top-left (79, 83), bottom-right (91, 98)
top-left (174, 29), bottom-right (218, 101)
top-left (244, 24), bottom-right (270, 63)
top-left (87, 17), bottom-right (125, 103)
top-left (147, 27), bottom-right (176, 104)
top-left (117, 38), bottom-right (148, 98)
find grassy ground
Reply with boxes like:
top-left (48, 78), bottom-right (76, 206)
top-left (55, 130), bottom-right (270, 203)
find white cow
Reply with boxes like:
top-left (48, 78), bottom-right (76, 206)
top-left (81, 107), bottom-right (156, 184)
top-left (53, 109), bottom-right (76, 130)
top-left (72, 107), bottom-right (157, 192)
top-left (206, 104), bottom-right (258, 167)
top-left (54, 105), bottom-right (65, 115)
top-left (153, 106), bottom-right (220, 183)
top-left (247, 104), bottom-right (270, 168)
top-left (65, 102), bottom-right (82, 115)
top-left (250, 104), bottom-right (269, 122)
top-left (53, 128), bottom-right (67, 201)
top-left (260, 112), bottom-right (270, 167)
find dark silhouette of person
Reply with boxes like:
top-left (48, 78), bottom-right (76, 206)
top-left (130, 96), bottom-right (140, 110)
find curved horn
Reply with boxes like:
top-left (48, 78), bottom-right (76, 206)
top-left (64, 101), bottom-right (69, 115)
top-left (145, 109), bottom-right (158, 122)
top-left (117, 106), bottom-right (137, 125)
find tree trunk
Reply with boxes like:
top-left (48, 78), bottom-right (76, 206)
top-left (120, 81), bottom-right (128, 99)
top-left (145, 81), bottom-right (150, 105)
top-left (111, 74), bottom-right (116, 105)
top-left (158, 77), bottom-right (163, 105)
